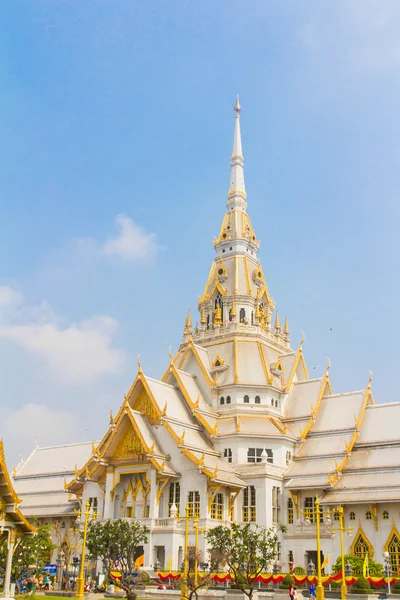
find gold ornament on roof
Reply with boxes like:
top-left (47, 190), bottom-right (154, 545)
top-left (284, 317), bottom-right (290, 336)
top-left (184, 309), bottom-right (192, 334)
top-left (231, 299), bottom-right (237, 318)
top-left (265, 305), bottom-right (271, 325)
top-left (214, 301), bottom-right (222, 325)
top-left (109, 409), bottom-right (114, 424)
top-left (200, 307), bottom-right (206, 325)
top-left (274, 311), bottom-right (281, 332)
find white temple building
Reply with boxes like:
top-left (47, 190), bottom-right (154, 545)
top-left (13, 99), bottom-right (400, 576)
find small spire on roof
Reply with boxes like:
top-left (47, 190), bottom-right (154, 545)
top-left (184, 309), bottom-right (192, 333)
top-left (274, 311), bottom-right (281, 332)
top-left (109, 409), bottom-right (114, 424)
top-left (284, 317), bottom-right (290, 336)
top-left (200, 306), bottom-right (207, 326)
top-left (231, 299), bottom-right (237, 318)
top-left (261, 448), bottom-right (269, 464)
top-left (137, 354), bottom-right (142, 373)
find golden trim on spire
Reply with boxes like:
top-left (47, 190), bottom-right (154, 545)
top-left (200, 306), bottom-right (206, 325)
top-left (274, 311), bottom-right (281, 332)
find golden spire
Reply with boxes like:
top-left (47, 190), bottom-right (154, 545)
top-left (274, 311), bottom-right (281, 332)
top-left (184, 309), bottom-right (192, 333)
top-left (231, 299), bottom-right (237, 318)
top-left (200, 306), bottom-right (206, 326)
top-left (214, 301), bottom-right (222, 325)
top-left (284, 316), bottom-right (290, 336)
top-left (265, 305), bottom-right (271, 326)
top-left (255, 301), bottom-right (261, 320)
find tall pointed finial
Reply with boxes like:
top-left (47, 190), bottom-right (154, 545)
top-left (137, 354), bottom-right (142, 373)
top-left (284, 317), bottom-right (290, 337)
top-left (200, 306), bottom-right (206, 326)
top-left (274, 311), bottom-right (281, 332)
top-left (228, 96), bottom-right (246, 209)
top-left (234, 95), bottom-right (241, 115)
top-left (109, 409), bottom-right (114, 424)
top-left (184, 309), bottom-right (192, 334)
top-left (231, 299), bottom-right (237, 318)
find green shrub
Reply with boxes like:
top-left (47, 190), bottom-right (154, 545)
top-left (279, 574), bottom-right (294, 590)
top-left (350, 575), bottom-right (371, 595)
top-left (294, 567), bottom-right (305, 575)
top-left (332, 554), bottom-right (383, 577)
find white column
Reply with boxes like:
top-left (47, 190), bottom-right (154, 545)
top-left (3, 529), bottom-right (14, 598)
top-left (148, 469), bottom-right (157, 518)
top-left (103, 467), bottom-right (114, 519)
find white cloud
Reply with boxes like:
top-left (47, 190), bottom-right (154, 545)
top-left (0, 285), bottom-right (23, 311)
top-left (101, 214), bottom-right (160, 261)
top-left (0, 286), bottom-right (125, 384)
top-left (1, 404), bottom-right (80, 467)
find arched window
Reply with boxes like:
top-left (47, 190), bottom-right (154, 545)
top-left (240, 308), bottom-right (246, 323)
top-left (229, 309), bottom-right (233, 321)
top-left (271, 399), bottom-right (274, 406)
top-left (220, 397), bottom-right (225, 405)
top-left (251, 311), bottom-right (254, 325)
top-left (226, 396), bottom-right (231, 404)
top-left (206, 314), bottom-right (210, 329)
top-left (388, 532), bottom-right (400, 573)
top-left (275, 399), bottom-right (278, 408)
top-left (383, 511), bottom-right (389, 520)
top-left (215, 359), bottom-right (221, 367)
top-left (349, 512), bottom-right (356, 521)
top-left (353, 533), bottom-right (370, 558)
top-left (366, 511), bottom-right (372, 520)
top-left (244, 395), bottom-right (250, 403)
top-left (255, 395), bottom-right (261, 404)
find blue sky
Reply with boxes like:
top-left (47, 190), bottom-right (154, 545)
top-left (1, 0), bottom-right (400, 465)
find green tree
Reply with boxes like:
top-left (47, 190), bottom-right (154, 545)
top-left (0, 522), bottom-right (54, 584)
top-left (206, 523), bottom-right (281, 600)
top-left (85, 518), bottom-right (148, 600)
top-left (332, 554), bottom-right (383, 577)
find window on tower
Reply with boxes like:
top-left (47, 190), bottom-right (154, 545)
top-left (287, 498), bottom-right (294, 524)
top-left (272, 487), bottom-right (281, 523)
top-left (255, 395), bottom-right (261, 404)
top-left (244, 395), bottom-right (250, 403)
top-left (226, 396), bottom-right (231, 404)
top-left (187, 491), bottom-right (200, 518)
top-left (168, 482), bottom-right (180, 516)
top-left (210, 493), bottom-right (224, 520)
top-left (220, 397), bottom-right (225, 405)
top-left (224, 448), bottom-right (232, 463)
top-left (240, 308), bottom-right (246, 323)
top-left (243, 486), bottom-right (256, 522)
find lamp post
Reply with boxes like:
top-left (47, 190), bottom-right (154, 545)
top-left (383, 552), bottom-right (392, 595)
top-left (301, 495), bottom-right (331, 600)
top-left (75, 500), bottom-right (98, 599)
top-left (194, 518), bottom-right (206, 588)
top-left (329, 505), bottom-right (353, 600)
top-left (170, 503), bottom-right (201, 600)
